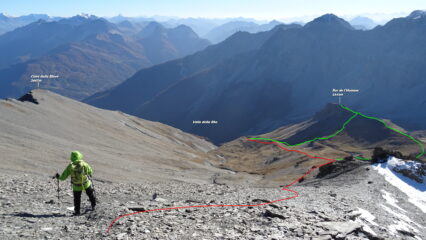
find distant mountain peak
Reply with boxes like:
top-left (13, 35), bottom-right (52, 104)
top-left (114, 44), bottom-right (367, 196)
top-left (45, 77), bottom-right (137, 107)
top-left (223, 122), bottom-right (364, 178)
top-left (143, 21), bottom-right (165, 32)
top-left (167, 24), bottom-right (202, 40)
top-left (269, 20), bottom-right (281, 25)
top-left (383, 10), bottom-right (426, 29)
top-left (77, 13), bottom-right (97, 19)
top-left (305, 14), bottom-right (354, 30)
top-left (172, 24), bottom-right (197, 35)
top-left (314, 14), bottom-right (341, 21)
top-left (349, 16), bottom-right (377, 30)
top-left (174, 24), bottom-right (192, 30)
top-left (313, 103), bottom-right (349, 121)
top-left (70, 14), bottom-right (98, 21)
top-left (138, 21), bottom-right (165, 38)
top-left (408, 10), bottom-right (426, 20)
top-left (146, 21), bottom-right (163, 28)
top-left (0, 12), bottom-right (13, 17)
top-left (58, 14), bottom-right (99, 26)
top-left (117, 20), bottom-right (134, 28)
top-left (0, 12), bottom-right (13, 20)
top-left (34, 19), bottom-right (47, 25)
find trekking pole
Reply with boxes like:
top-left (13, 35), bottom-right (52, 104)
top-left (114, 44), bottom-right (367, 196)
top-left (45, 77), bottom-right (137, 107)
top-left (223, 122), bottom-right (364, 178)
top-left (56, 177), bottom-right (60, 206)
top-left (89, 176), bottom-right (97, 200)
top-left (53, 173), bottom-right (60, 206)
top-left (89, 175), bottom-right (94, 190)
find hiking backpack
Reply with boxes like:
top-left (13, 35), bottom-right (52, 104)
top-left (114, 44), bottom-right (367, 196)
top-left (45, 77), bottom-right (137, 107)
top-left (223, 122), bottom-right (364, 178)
top-left (70, 161), bottom-right (88, 185)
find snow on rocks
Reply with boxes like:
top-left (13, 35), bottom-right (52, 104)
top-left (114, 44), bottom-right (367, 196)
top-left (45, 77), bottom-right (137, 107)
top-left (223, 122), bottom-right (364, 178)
top-left (372, 156), bottom-right (426, 239)
top-left (392, 158), bottom-right (426, 184)
top-left (381, 204), bottom-right (421, 238)
top-left (381, 190), bottom-right (406, 212)
top-left (373, 156), bottom-right (426, 213)
top-left (352, 207), bottom-right (377, 226)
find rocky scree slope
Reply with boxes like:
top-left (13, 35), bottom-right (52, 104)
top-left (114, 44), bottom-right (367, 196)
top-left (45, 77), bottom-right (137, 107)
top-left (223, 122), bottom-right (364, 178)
top-left (1, 158), bottom-right (425, 239)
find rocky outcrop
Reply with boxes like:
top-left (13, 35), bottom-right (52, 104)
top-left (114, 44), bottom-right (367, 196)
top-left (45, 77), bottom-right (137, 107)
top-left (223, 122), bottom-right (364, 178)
top-left (392, 160), bottom-right (426, 184)
top-left (316, 156), bottom-right (368, 179)
top-left (17, 92), bottom-right (39, 104)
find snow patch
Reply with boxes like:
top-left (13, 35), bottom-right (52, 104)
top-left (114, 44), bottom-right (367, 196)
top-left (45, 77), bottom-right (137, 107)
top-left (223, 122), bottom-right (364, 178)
top-left (382, 204), bottom-right (421, 237)
top-left (353, 207), bottom-right (377, 226)
top-left (353, 208), bottom-right (377, 236)
top-left (373, 157), bottom-right (426, 213)
top-left (381, 190), bottom-right (406, 212)
top-left (0, 13), bottom-right (14, 18)
top-left (381, 204), bottom-right (421, 229)
top-left (360, 224), bottom-right (376, 236)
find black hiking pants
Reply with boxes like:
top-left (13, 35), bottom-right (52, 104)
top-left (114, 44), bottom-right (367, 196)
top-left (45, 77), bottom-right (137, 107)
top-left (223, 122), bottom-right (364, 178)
top-left (73, 185), bottom-right (96, 214)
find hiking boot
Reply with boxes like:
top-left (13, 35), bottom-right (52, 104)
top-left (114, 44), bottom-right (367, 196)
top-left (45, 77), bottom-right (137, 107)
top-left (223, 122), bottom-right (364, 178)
top-left (73, 212), bottom-right (81, 216)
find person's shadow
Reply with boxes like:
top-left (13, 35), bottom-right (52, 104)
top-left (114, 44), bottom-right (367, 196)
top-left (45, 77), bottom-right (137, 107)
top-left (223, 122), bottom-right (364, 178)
top-left (9, 212), bottom-right (67, 218)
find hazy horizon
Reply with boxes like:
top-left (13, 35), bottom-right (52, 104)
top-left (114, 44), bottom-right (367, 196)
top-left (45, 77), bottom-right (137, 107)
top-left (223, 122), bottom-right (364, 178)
top-left (1, 0), bottom-right (425, 23)
top-left (0, 11), bottom-right (418, 25)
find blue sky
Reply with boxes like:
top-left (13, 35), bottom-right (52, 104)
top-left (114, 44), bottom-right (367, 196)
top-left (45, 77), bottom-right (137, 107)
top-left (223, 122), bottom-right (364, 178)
top-left (2, 0), bottom-right (426, 20)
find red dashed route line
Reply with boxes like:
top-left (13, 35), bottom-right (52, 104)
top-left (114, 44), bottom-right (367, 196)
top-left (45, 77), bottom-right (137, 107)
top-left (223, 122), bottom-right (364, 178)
top-left (106, 138), bottom-right (337, 233)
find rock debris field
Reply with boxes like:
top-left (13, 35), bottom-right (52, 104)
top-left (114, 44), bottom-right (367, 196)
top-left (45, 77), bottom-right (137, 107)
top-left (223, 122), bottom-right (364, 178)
top-left (1, 164), bottom-right (424, 240)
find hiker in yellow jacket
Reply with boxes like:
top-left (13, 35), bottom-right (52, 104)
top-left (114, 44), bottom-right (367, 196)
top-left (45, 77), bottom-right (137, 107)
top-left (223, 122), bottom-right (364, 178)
top-left (55, 151), bottom-right (96, 216)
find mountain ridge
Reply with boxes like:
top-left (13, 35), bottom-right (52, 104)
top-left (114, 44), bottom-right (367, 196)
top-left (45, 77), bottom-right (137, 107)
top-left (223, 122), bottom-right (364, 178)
top-left (0, 17), bottom-right (210, 100)
top-left (84, 11), bottom-right (426, 143)
top-left (84, 25), bottom-right (285, 111)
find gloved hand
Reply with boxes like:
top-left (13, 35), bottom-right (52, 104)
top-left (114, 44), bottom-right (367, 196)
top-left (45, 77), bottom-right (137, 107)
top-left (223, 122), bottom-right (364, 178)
top-left (55, 173), bottom-right (60, 179)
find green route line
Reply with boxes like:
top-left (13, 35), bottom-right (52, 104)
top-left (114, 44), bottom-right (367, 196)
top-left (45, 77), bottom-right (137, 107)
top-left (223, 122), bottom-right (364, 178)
top-left (249, 105), bottom-right (425, 160)
top-left (339, 105), bottom-right (425, 159)
top-left (354, 156), bottom-right (371, 161)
